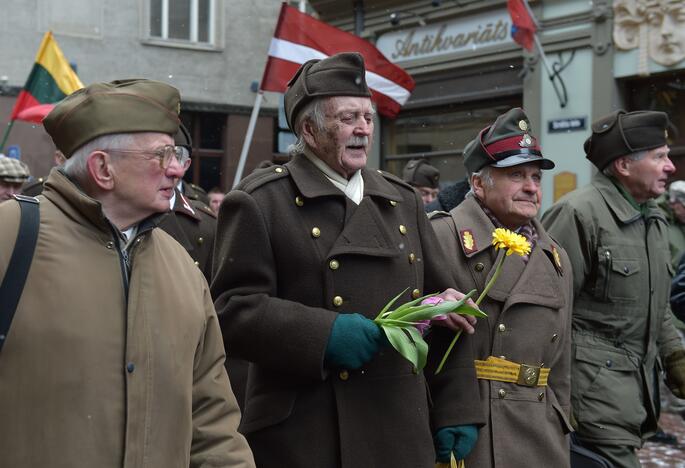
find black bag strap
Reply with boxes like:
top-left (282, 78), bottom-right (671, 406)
top-left (0, 195), bottom-right (40, 353)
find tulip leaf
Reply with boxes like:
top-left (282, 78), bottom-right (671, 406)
top-left (376, 287), bottom-right (409, 320)
top-left (405, 326), bottom-right (429, 371)
top-left (386, 292), bottom-right (440, 319)
top-left (382, 325), bottom-right (419, 369)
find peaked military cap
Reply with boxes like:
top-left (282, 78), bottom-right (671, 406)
top-left (403, 159), bottom-right (440, 189)
top-left (463, 107), bottom-right (554, 174)
top-left (44, 79), bottom-right (181, 158)
top-left (584, 110), bottom-right (669, 169)
top-left (0, 156), bottom-right (30, 183)
top-left (284, 52), bottom-right (372, 133)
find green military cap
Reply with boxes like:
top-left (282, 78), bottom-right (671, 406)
top-left (0, 156), bottom-right (30, 183)
top-left (284, 52), bottom-right (371, 133)
top-left (402, 159), bottom-right (440, 189)
top-left (463, 107), bottom-right (555, 174)
top-left (43, 79), bottom-right (181, 158)
top-left (584, 110), bottom-right (669, 169)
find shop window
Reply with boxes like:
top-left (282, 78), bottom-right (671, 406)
top-left (149, 0), bottom-right (214, 45)
top-left (181, 111), bottom-right (225, 191)
top-left (623, 73), bottom-right (685, 179)
top-left (383, 99), bottom-right (520, 185)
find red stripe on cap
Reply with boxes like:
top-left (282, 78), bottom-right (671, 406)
top-left (485, 134), bottom-right (540, 155)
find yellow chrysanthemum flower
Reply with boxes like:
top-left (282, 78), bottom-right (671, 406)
top-left (491, 228), bottom-right (531, 257)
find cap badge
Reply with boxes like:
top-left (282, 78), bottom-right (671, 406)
top-left (460, 229), bottom-right (476, 254)
top-left (518, 120), bottom-right (528, 131)
top-left (518, 134), bottom-right (533, 148)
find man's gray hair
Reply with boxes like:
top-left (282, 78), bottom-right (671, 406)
top-left (63, 133), bottom-right (134, 182)
top-left (602, 150), bottom-right (647, 177)
top-left (288, 98), bottom-right (327, 156)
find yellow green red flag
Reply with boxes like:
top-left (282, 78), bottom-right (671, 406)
top-left (9, 31), bottom-right (84, 123)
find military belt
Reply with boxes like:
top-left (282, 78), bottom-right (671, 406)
top-left (474, 356), bottom-right (549, 387)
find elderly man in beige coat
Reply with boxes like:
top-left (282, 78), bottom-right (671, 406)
top-left (431, 108), bottom-right (573, 467)
top-left (0, 79), bottom-right (254, 468)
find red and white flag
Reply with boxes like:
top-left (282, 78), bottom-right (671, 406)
top-left (260, 3), bottom-right (415, 119)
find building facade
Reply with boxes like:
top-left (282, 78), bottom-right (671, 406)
top-left (0, 0), bottom-right (283, 191)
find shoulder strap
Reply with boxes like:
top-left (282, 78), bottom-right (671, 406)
top-left (0, 195), bottom-right (40, 352)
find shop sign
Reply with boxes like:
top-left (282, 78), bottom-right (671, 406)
top-left (547, 117), bottom-right (586, 133)
top-left (376, 10), bottom-right (512, 63)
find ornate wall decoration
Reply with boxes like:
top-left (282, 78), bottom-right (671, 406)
top-left (614, 0), bottom-right (685, 75)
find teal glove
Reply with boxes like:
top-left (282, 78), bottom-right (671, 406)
top-left (433, 425), bottom-right (479, 462)
top-left (324, 313), bottom-right (385, 369)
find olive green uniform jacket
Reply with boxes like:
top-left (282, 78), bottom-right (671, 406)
top-left (211, 153), bottom-right (484, 468)
top-left (158, 188), bottom-right (217, 281)
top-left (541, 171), bottom-right (684, 447)
top-left (431, 196), bottom-right (573, 468)
top-left (0, 169), bottom-right (254, 468)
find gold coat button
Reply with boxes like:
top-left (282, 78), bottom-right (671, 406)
top-left (498, 389), bottom-right (506, 398)
top-left (538, 392), bottom-right (545, 401)
top-left (197, 237), bottom-right (204, 245)
top-left (498, 323), bottom-right (506, 332)
top-left (551, 333), bottom-right (559, 342)
top-left (311, 227), bottom-right (321, 238)
top-left (329, 259), bottom-right (340, 270)
top-left (295, 196), bottom-right (304, 207)
top-left (106, 241), bottom-right (114, 249)
top-left (399, 225), bottom-right (407, 235)
top-left (339, 370), bottom-right (349, 380)
top-left (275, 167), bottom-right (284, 173)
top-left (474, 263), bottom-right (485, 272)
top-left (408, 253), bottom-right (416, 263)
top-left (411, 289), bottom-right (421, 299)
top-left (194, 261), bottom-right (200, 266)
top-left (333, 296), bottom-right (343, 307)
top-left (390, 200), bottom-right (398, 207)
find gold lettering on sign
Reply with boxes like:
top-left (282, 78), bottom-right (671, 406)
top-left (392, 20), bottom-right (510, 60)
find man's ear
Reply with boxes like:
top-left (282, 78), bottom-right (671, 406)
top-left (470, 173), bottom-right (485, 199)
top-left (300, 119), bottom-right (318, 149)
top-left (86, 151), bottom-right (116, 191)
top-left (612, 156), bottom-right (631, 177)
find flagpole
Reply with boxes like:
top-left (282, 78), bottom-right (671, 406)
top-left (0, 121), bottom-right (15, 153)
top-left (532, 35), bottom-right (568, 108)
top-left (232, 91), bottom-right (264, 189)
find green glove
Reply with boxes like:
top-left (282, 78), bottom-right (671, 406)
top-left (665, 349), bottom-right (685, 398)
top-left (324, 313), bottom-right (386, 369)
top-left (433, 425), bottom-right (479, 463)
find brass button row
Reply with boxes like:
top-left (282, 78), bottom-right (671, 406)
top-left (329, 259), bottom-right (339, 270)
top-left (498, 323), bottom-right (506, 332)
top-left (333, 296), bottom-right (343, 307)
top-left (399, 225), bottom-right (407, 235)
top-left (409, 253), bottom-right (416, 263)
top-left (312, 227), bottom-right (321, 238)
top-left (295, 196), bottom-right (304, 207)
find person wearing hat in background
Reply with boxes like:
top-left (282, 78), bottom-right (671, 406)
top-left (0, 79), bottom-right (254, 468)
top-left (211, 52), bottom-right (484, 468)
top-left (431, 108), bottom-right (573, 468)
top-left (0, 155), bottom-right (30, 202)
top-left (20, 150), bottom-right (67, 197)
top-left (157, 123), bottom-right (217, 281)
top-left (208, 187), bottom-right (225, 214)
top-left (542, 110), bottom-right (685, 468)
top-left (659, 180), bottom-right (685, 268)
top-left (402, 158), bottom-right (441, 205)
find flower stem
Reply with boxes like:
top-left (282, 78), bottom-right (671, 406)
top-left (435, 251), bottom-right (507, 374)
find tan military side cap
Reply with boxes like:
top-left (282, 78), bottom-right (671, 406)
top-left (0, 156), bottom-right (31, 183)
top-left (43, 79), bottom-right (181, 158)
top-left (584, 110), bottom-right (669, 169)
top-left (284, 52), bottom-right (371, 133)
top-left (403, 159), bottom-right (440, 189)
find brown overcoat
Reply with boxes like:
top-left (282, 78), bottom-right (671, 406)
top-left (158, 188), bottom-right (217, 280)
top-left (211, 153), bottom-right (484, 468)
top-left (431, 196), bottom-right (573, 468)
top-left (0, 169), bottom-right (254, 468)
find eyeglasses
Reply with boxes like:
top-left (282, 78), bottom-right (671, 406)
top-left (101, 145), bottom-right (191, 169)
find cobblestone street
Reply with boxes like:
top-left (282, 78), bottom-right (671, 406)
top-left (639, 413), bottom-right (685, 467)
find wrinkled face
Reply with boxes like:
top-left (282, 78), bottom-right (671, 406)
top-left (0, 180), bottom-right (23, 202)
top-left (417, 186), bottom-right (439, 205)
top-left (620, 145), bottom-right (675, 203)
top-left (305, 96), bottom-right (374, 179)
top-left (109, 132), bottom-right (184, 223)
top-left (473, 163), bottom-right (542, 229)
top-left (209, 192), bottom-right (224, 214)
top-left (647, 2), bottom-right (685, 66)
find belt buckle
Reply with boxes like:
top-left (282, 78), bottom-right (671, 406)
top-left (517, 363), bottom-right (541, 387)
